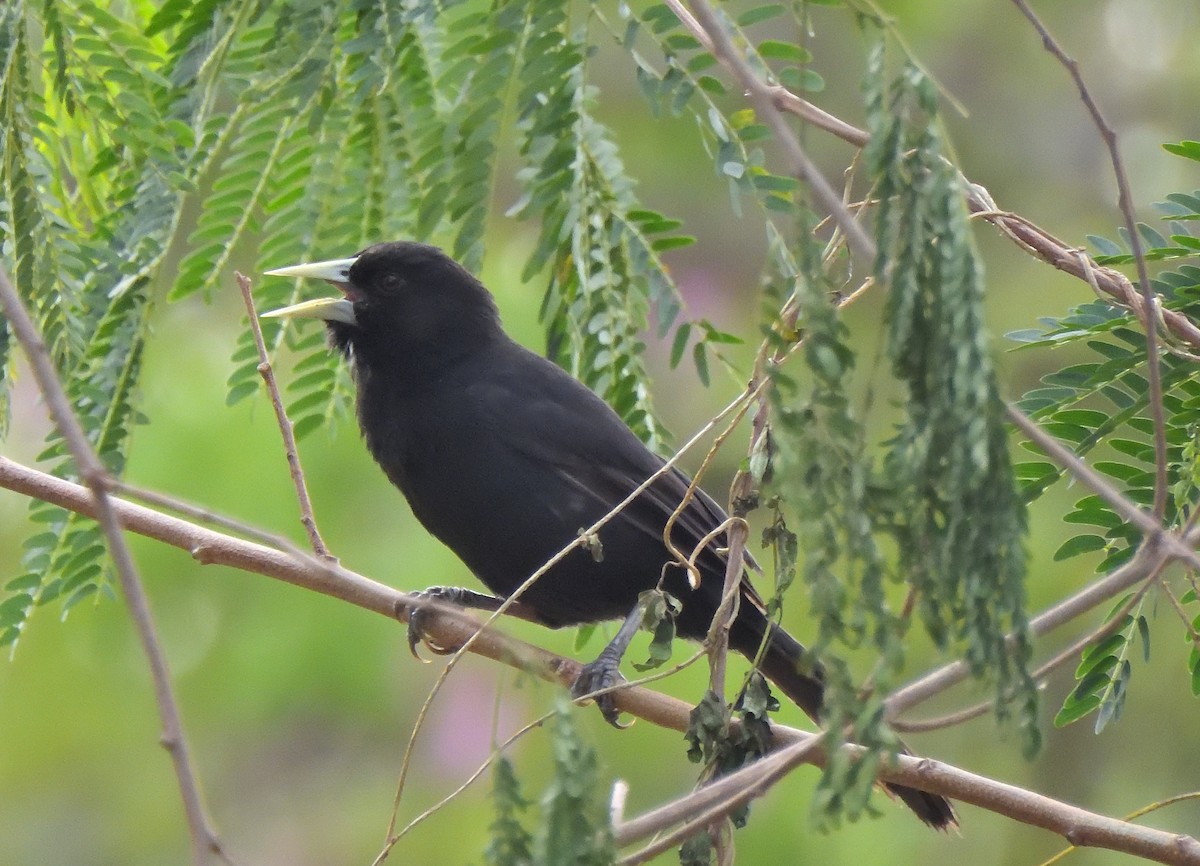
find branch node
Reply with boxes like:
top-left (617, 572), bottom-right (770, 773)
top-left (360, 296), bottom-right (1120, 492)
top-left (190, 544), bottom-right (216, 564)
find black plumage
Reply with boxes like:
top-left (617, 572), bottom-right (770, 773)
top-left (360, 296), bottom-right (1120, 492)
top-left (263, 240), bottom-right (954, 828)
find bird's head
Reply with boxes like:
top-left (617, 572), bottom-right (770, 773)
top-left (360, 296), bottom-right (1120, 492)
top-left (262, 241), bottom-right (500, 369)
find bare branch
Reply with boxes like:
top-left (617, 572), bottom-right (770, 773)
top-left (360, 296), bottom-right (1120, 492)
top-left (0, 269), bottom-right (230, 865)
top-left (612, 718), bottom-right (1200, 866)
top-left (685, 0), bottom-right (877, 266)
top-left (886, 540), bottom-right (1165, 718)
top-left (1006, 406), bottom-right (1200, 571)
top-left (235, 271), bottom-right (333, 558)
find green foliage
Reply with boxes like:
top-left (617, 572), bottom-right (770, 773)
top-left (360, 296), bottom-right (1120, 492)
top-left (1054, 598), bottom-right (1148, 733)
top-left (6, 0), bottom-right (1198, 855)
top-left (769, 272), bottom-right (893, 662)
top-left (2, 0), bottom-right (699, 637)
top-left (533, 704), bottom-right (614, 866)
top-left (765, 257), bottom-right (918, 819)
top-left (1008, 186), bottom-right (1200, 729)
top-left (484, 705), bottom-right (619, 866)
top-left (631, 588), bottom-right (681, 672)
top-left (616, 4), bottom-right (816, 212)
top-left (684, 676), bottom-right (776, 829)
top-left (810, 675), bottom-right (891, 828)
top-left (606, 18), bottom-right (1001, 814)
top-left (484, 757), bottom-right (533, 866)
top-left (1164, 139), bottom-right (1200, 162)
top-left (1185, 589), bottom-right (1200, 697)
top-left (510, 0), bottom-right (691, 452)
top-left (865, 45), bottom-right (1037, 752)
top-left (600, 1), bottom-right (817, 385)
top-left (678, 833), bottom-right (715, 866)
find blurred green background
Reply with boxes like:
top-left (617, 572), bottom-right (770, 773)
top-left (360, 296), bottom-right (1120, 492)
top-left (3, 1), bottom-right (1200, 863)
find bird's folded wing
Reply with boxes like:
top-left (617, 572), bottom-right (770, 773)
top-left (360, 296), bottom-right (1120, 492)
top-left (476, 368), bottom-right (768, 613)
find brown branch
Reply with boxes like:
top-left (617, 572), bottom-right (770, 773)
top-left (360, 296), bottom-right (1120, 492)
top-left (5, 454), bottom-right (1200, 863)
top-left (894, 586), bottom-right (1150, 733)
top-left (612, 716), bottom-right (1200, 866)
top-left (0, 270), bottom-right (230, 865)
top-left (886, 537), bottom-right (1166, 718)
top-left (235, 271), bottom-right (332, 558)
top-left (1040, 793), bottom-right (1200, 866)
top-left (660, 3), bottom-right (1200, 357)
top-left (686, 0), bottom-right (877, 265)
top-left (1006, 406), bottom-right (1200, 571)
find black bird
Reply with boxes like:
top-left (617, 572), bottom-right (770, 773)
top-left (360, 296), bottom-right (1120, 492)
top-left (263, 241), bottom-right (955, 828)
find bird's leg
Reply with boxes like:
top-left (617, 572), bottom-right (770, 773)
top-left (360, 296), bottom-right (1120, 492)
top-left (571, 602), bottom-right (646, 727)
top-left (404, 586), bottom-right (506, 657)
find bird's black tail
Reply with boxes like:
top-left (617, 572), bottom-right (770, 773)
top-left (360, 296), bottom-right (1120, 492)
top-left (753, 625), bottom-right (958, 830)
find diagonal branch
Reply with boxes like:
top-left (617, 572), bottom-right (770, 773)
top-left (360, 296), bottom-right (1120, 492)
top-left (611, 715), bottom-right (1200, 866)
top-left (1006, 405), bottom-right (1200, 571)
top-left (0, 269), bottom-right (230, 865)
top-left (235, 271), bottom-right (332, 558)
top-left (4, 453), bottom-right (1200, 863)
top-left (686, 0), bottom-right (877, 266)
top-left (662, 0), bottom-right (1200, 356)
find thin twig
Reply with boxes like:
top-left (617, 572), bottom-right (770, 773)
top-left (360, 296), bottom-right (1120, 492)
top-left (686, 0), bottom-right (877, 266)
top-left (1006, 406), bottom-right (1200, 571)
top-left (886, 540), bottom-right (1164, 718)
top-left (661, 396), bottom-right (756, 589)
top-left (704, 329), bottom-right (782, 701)
top-left (894, 586), bottom-right (1149, 733)
top-left (706, 512), bottom-right (749, 702)
top-left (1008, 0), bottom-right (1168, 519)
top-left (0, 269), bottom-right (230, 865)
top-left (112, 478), bottom-right (317, 560)
top-left (371, 709), bottom-right (557, 865)
top-left (235, 272), bottom-right (333, 558)
top-left (659, 1), bottom-right (1200, 356)
top-left (1159, 580), bottom-right (1200, 643)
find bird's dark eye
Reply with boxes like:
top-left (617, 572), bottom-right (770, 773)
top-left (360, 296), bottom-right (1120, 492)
top-left (379, 272), bottom-right (404, 293)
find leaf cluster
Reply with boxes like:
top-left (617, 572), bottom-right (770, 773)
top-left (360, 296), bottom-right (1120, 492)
top-left (484, 704), bottom-right (614, 866)
top-left (1008, 183), bottom-right (1200, 730)
top-left (864, 45), bottom-right (1037, 752)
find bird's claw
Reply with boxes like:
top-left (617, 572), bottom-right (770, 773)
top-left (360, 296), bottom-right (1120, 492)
top-left (571, 656), bottom-right (631, 728)
top-left (406, 587), bottom-right (463, 659)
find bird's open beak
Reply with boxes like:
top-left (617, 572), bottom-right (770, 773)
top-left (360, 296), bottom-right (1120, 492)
top-left (259, 296), bottom-right (357, 324)
top-left (261, 257), bottom-right (359, 324)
